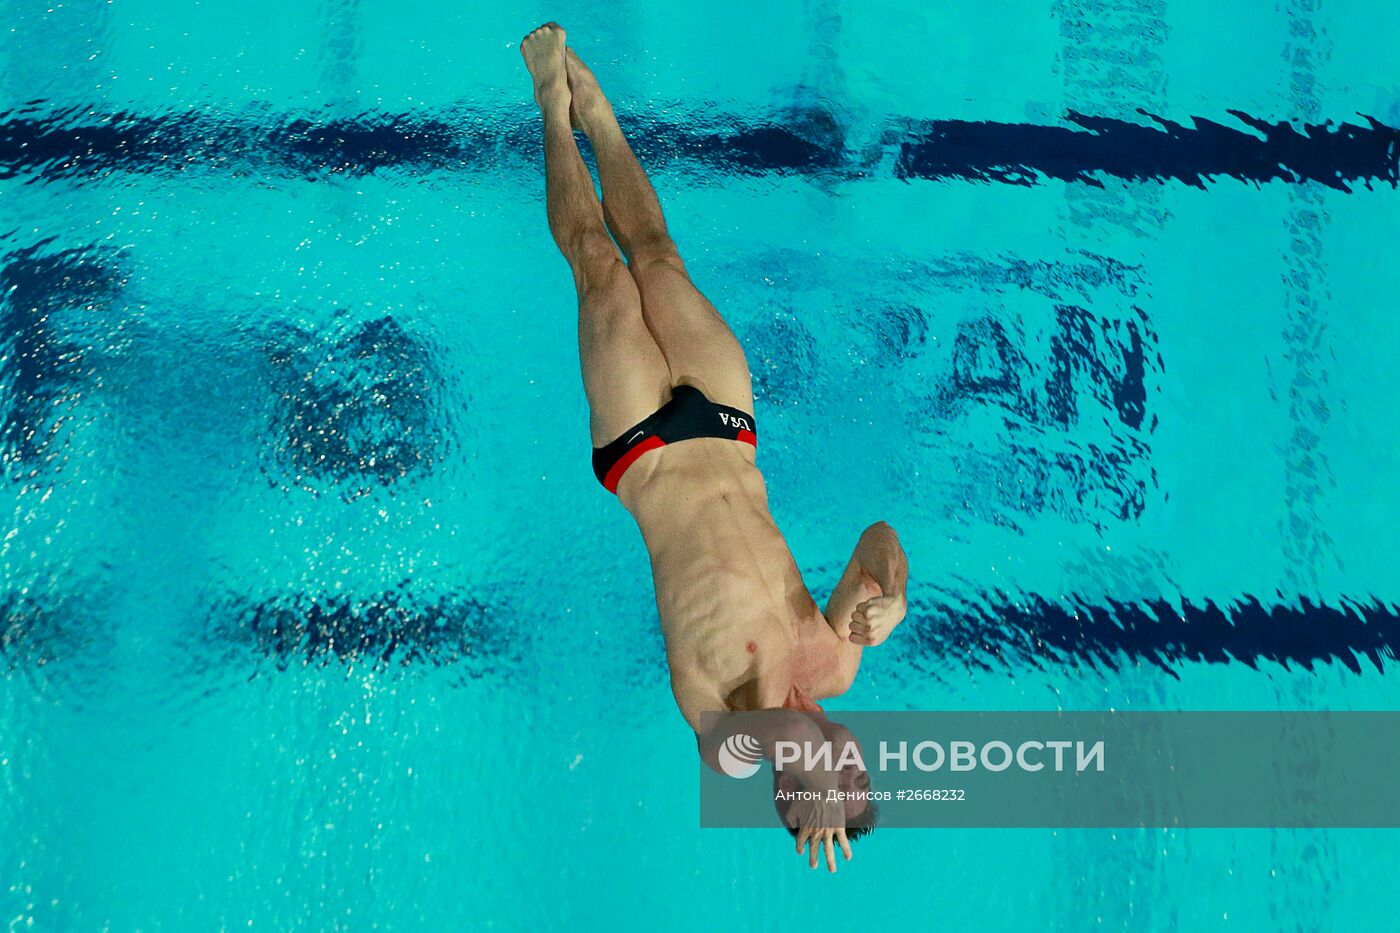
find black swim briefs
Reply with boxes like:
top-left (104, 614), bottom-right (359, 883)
top-left (591, 384), bottom-right (757, 494)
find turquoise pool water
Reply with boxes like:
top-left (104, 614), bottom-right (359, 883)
top-left (3, 0), bottom-right (1398, 929)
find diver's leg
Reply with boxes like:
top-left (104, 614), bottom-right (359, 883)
top-left (565, 48), bottom-right (754, 413)
top-left (522, 24), bottom-right (670, 444)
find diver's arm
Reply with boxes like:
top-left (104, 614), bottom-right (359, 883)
top-left (818, 522), bottom-right (908, 693)
top-left (824, 522), bottom-right (907, 646)
top-left (852, 521), bottom-right (908, 614)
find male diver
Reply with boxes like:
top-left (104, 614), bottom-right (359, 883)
top-left (520, 23), bottom-right (909, 872)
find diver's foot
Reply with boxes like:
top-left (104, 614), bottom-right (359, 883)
top-left (565, 47), bottom-right (615, 135)
top-left (520, 22), bottom-right (568, 108)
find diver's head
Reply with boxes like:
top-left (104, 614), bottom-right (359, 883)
top-left (770, 720), bottom-right (878, 840)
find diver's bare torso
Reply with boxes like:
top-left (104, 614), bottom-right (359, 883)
top-left (616, 439), bottom-right (850, 723)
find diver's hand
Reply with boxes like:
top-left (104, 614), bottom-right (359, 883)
top-left (789, 796), bottom-right (853, 873)
top-left (848, 594), bottom-right (905, 647)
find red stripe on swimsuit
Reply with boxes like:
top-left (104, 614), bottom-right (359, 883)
top-left (602, 435), bottom-right (667, 494)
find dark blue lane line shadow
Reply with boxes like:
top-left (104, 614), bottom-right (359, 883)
top-left (895, 112), bottom-right (1400, 191)
top-left (1, 106), bottom-right (1395, 189)
top-left (206, 588), bottom-right (525, 674)
top-left (918, 594), bottom-right (1400, 677)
